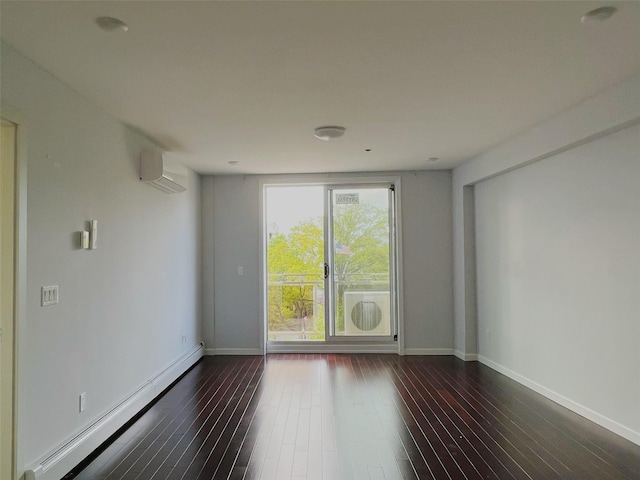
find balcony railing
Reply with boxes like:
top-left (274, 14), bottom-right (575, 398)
top-left (267, 272), bottom-right (390, 340)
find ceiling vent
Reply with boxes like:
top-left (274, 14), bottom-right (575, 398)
top-left (139, 150), bottom-right (188, 194)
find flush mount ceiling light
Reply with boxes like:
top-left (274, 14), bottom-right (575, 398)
top-left (314, 126), bottom-right (346, 141)
top-left (580, 6), bottom-right (617, 25)
top-left (95, 16), bottom-right (129, 32)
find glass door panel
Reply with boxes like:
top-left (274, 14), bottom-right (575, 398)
top-left (265, 186), bottom-right (325, 341)
top-left (328, 187), bottom-right (394, 338)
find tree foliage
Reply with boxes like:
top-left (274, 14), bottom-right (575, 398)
top-left (267, 220), bottom-right (324, 334)
top-left (332, 202), bottom-right (389, 284)
top-left (267, 201), bottom-right (389, 337)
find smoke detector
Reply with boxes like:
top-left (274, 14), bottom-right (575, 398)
top-left (314, 126), bottom-right (346, 141)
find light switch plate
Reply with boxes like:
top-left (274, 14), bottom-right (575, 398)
top-left (41, 285), bottom-right (59, 306)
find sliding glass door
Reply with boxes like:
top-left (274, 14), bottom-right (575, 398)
top-left (326, 186), bottom-right (394, 339)
top-left (265, 183), bottom-right (396, 343)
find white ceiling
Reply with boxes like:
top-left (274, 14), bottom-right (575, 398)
top-left (2, 1), bottom-right (639, 175)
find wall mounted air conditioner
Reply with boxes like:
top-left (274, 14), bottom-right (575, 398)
top-left (140, 150), bottom-right (188, 193)
top-left (343, 291), bottom-right (391, 336)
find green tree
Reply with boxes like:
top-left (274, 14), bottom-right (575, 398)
top-left (267, 221), bottom-right (324, 334)
top-left (332, 202), bottom-right (389, 332)
top-left (333, 202), bottom-right (389, 284)
top-left (267, 202), bottom-right (389, 336)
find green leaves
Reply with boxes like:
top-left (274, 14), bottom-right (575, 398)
top-left (267, 203), bottom-right (389, 336)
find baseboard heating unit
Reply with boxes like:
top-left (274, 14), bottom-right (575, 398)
top-left (24, 343), bottom-right (204, 480)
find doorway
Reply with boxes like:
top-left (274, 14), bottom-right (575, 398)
top-left (264, 182), bottom-right (397, 347)
top-left (1, 118), bottom-right (17, 480)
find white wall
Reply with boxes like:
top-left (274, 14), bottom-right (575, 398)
top-left (452, 70), bottom-right (640, 445)
top-left (399, 171), bottom-right (453, 352)
top-left (453, 70), bottom-right (640, 359)
top-left (209, 175), bottom-right (262, 353)
top-left (201, 176), bottom-right (216, 352)
top-left (475, 123), bottom-right (640, 442)
top-left (202, 171), bottom-right (453, 354)
top-left (1, 43), bottom-right (202, 478)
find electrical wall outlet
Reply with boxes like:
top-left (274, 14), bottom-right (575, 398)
top-left (181, 333), bottom-right (186, 344)
top-left (79, 392), bottom-right (86, 413)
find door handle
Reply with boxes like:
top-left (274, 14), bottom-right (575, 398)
top-left (324, 263), bottom-right (329, 279)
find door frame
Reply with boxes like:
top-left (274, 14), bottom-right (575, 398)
top-left (1, 105), bottom-right (27, 480)
top-left (259, 174), bottom-right (404, 354)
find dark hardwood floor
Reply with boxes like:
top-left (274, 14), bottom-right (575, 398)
top-left (67, 354), bottom-right (640, 480)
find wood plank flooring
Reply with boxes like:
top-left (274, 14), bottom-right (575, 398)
top-left (66, 355), bottom-right (640, 480)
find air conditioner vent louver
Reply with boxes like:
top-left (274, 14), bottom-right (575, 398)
top-left (139, 150), bottom-right (188, 193)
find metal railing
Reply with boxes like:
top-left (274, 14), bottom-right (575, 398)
top-left (267, 272), bottom-right (390, 340)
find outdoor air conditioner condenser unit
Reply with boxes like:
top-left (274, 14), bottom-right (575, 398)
top-left (343, 291), bottom-right (391, 336)
top-left (140, 150), bottom-right (188, 193)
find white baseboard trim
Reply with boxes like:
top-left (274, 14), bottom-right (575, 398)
top-left (403, 348), bottom-right (454, 356)
top-left (267, 343), bottom-right (397, 354)
top-left (213, 345), bottom-right (458, 355)
top-left (477, 355), bottom-right (640, 447)
top-left (25, 343), bottom-right (204, 480)
top-left (453, 350), bottom-right (479, 361)
top-left (206, 348), bottom-right (264, 356)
